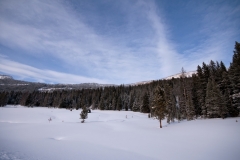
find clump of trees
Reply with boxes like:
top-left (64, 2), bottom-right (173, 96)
top-left (0, 41), bottom-right (239, 128)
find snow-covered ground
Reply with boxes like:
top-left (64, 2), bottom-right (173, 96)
top-left (0, 105), bottom-right (239, 160)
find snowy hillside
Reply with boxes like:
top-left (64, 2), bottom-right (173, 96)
top-left (0, 71), bottom-right (197, 90)
top-left (163, 71), bottom-right (197, 80)
top-left (128, 71), bottom-right (197, 86)
top-left (0, 75), bottom-right (116, 92)
top-left (0, 105), bottom-right (239, 160)
top-left (0, 75), bottom-right (13, 79)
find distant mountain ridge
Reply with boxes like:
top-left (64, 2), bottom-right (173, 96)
top-left (163, 71), bottom-right (197, 80)
top-left (0, 75), bottom-right (116, 92)
top-left (129, 71), bottom-right (197, 86)
top-left (0, 75), bottom-right (13, 79)
top-left (0, 71), bottom-right (197, 91)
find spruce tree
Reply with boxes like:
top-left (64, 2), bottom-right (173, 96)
top-left (164, 84), bottom-right (176, 123)
top-left (98, 97), bottom-right (105, 110)
top-left (80, 105), bottom-right (88, 123)
top-left (153, 86), bottom-right (166, 128)
top-left (141, 92), bottom-right (150, 113)
top-left (212, 79), bottom-right (227, 118)
top-left (205, 79), bottom-right (213, 118)
top-left (228, 41), bottom-right (240, 114)
top-left (206, 79), bottom-right (228, 118)
top-left (192, 74), bottom-right (201, 117)
top-left (116, 96), bottom-right (122, 111)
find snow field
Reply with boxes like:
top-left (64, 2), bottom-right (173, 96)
top-left (0, 105), bottom-right (240, 160)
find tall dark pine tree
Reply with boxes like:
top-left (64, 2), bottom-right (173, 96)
top-left (200, 63), bottom-right (210, 117)
top-left (141, 92), bottom-right (150, 113)
top-left (192, 74), bottom-right (201, 117)
top-left (206, 79), bottom-right (228, 118)
top-left (164, 83), bottom-right (176, 123)
top-left (205, 79), bottom-right (213, 118)
top-left (228, 41), bottom-right (240, 115)
top-left (116, 96), bottom-right (122, 111)
top-left (0, 91), bottom-right (9, 106)
top-left (153, 86), bottom-right (166, 128)
top-left (98, 98), bottom-right (105, 110)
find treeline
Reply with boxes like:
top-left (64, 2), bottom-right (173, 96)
top-left (0, 42), bottom-right (239, 122)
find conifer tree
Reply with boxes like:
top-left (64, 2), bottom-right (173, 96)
top-left (192, 74), bottom-right (201, 117)
top-left (80, 105), bottom-right (88, 123)
top-left (98, 97), bottom-right (105, 110)
top-left (129, 92), bottom-right (134, 111)
top-left (164, 84), bottom-right (176, 123)
top-left (153, 86), bottom-right (166, 128)
top-left (206, 79), bottom-right (228, 118)
top-left (205, 79), bottom-right (215, 118)
top-left (112, 95), bottom-right (117, 110)
top-left (179, 78), bottom-right (187, 120)
top-left (116, 96), bottom-right (122, 111)
top-left (132, 96), bottom-right (140, 112)
top-left (185, 89), bottom-right (195, 120)
top-left (228, 41), bottom-right (240, 114)
top-left (141, 92), bottom-right (150, 113)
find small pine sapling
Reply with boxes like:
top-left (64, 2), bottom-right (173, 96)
top-left (80, 105), bottom-right (88, 123)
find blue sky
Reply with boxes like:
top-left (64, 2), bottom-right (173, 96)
top-left (0, 0), bottom-right (239, 84)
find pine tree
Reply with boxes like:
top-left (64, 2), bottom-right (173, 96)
top-left (185, 89), bottom-right (195, 120)
top-left (0, 91), bottom-right (9, 106)
top-left (164, 83), bottom-right (176, 123)
top-left (206, 79), bottom-right (228, 118)
top-left (179, 78), bottom-right (187, 120)
top-left (129, 92), bottom-right (134, 111)
top-left (199, 63), bottom-right (210, 118)
top-left (141, 92), bottom-right (150, 113)
top-left (228, 41), bottom-right (240, 114)
top-left (212, 80), bottom-right (227, 118)
top-left (80, 105), bottom-right (88, 123)
top-left (98, 97), bottom-right (105, 110)
top-left (132, 96), bottom-right (140, 112)
top-left (112, 95), bottom-right (117, 110)
top-left (192, 74), bottom-right (201, 117)
top-left (116, 96), bottom-right (122, 111)
top-left (205, 79), bottom-right (213, 118)
top-left (153, 86), bottom-right (166, 128)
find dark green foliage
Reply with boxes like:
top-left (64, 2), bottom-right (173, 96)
top-left (152, 86), bottom-right (166, 128)
top-left (80, 105), bottom-right (88, 123)
top-left (206, 78), bottom-right (228, 118)
top-left (116, 96), bottom-right (122, 111)
top-left (0, 91), bottom-right (9, 106)
top-left (228, 42), bottom-right (240, 115)
top-left (141, 92), bottom-right (150, 113)
top-left (192, 74), bottom-right (201, 117)
top-left (98, 97), bottom-right (105, 110)
top-left (164, 83), bottom-right (176, 123)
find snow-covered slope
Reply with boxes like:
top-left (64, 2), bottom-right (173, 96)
top-left (128, 80), bottom-right (153, 86)
top-left (0, 105), bottom-right (239, 160)
top-left (128, 71), bottom-right (197, 86)
top-left (0, 75), bottom-right (116, 91)
top-left (0, 75), bottom-right (13, 79)
top-left (0, 71), bottom-right (197, 90)
top-left (163, 71), bottom-right (197, 80)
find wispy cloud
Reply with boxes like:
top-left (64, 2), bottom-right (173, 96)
top-left (0, 0), bottom-right (239, 84)
top-left (0, 58), bottom-right (106, 84)
top-left (180, 0), bottom-right (240, 68)
top-left (0, 0), bottom-right (163, 84)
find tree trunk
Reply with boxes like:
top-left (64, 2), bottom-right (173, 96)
top-left (160, 119), bottom-right (162, 128)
